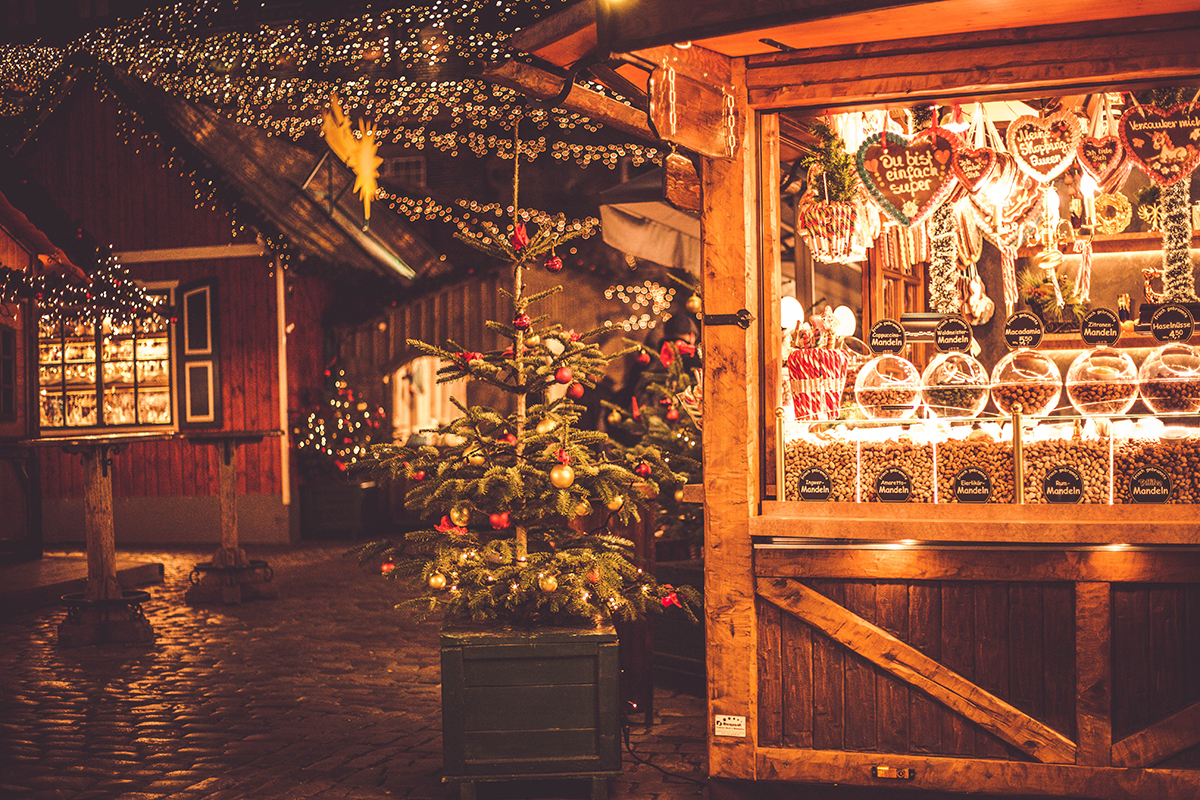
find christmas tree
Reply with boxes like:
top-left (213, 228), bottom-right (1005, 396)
top-left (354, 128), bottom-right (699, 625)
top-left (294, 363), bottom-right (387, 478)
top-left (604, 277), bottom-right (704, 556)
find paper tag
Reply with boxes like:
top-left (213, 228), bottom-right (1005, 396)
top-left (714, 715), bottom-right (746, 738)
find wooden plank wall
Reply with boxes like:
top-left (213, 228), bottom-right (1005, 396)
top-left (758, 577), bottom-right (1200, 768)
top-left (22, 81), bottom-right (288, 499)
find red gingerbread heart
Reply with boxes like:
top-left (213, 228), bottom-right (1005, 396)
top-left (1118, 104), bottom-right (1200, 187)
top-left (1006, 110), bottom-right (1082, 183)
top-left (1077, 135), bottom-right (1126, 187)
top-left (951, 145), bottom-right (998, 194)
top-left (855, 127), bottom-right (961, 227)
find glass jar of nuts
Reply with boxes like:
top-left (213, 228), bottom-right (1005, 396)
top-left (921, 352), bottom-right (990, 418)
top-left (855, 354), bottom-right (921, 420)
top-left (1139, 342), bottom-right (1200, 414)
top-left (990, 349), bottom-right (1062, 416)
top-left (1065, 346), bottom-right (1139, 416)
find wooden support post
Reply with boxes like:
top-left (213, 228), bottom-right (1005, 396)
top-left (214, 440), bottom-right (247, 567)
top-left (702, 54), bottom-right (759, 782)
top-left (1076, 581), bottom-right (1112, 766)
top-left (82, 446), bottom-right (122, 602)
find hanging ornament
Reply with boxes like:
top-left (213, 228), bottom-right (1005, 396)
top-left (513, 313), bottom-right (531, 330)
top-left (673, 488), bottom-right (685, 503)
top-left (634, 462), bottom-right (652, 478)
top-left (587, 567), bottom-right (601, 585)
top-left (526, 333), bottom-right (541, 346)
top-left (1094, 192), bottom-right (1132, 234)
top-left (545, 254), bottom-right (563, 272)
top-left (449, 505), bottom-right (470, 527)
top-left (381, 561), bottom-right (396, 575)
top-left (606, 409), bottom-right (623, 425)
top-left (411, 470), bottom-right (426, 481)
top-left (1006, 110), bottom-right (1082, 184)
top-left (538, 574), bottom-right (559, 593)
top-left (567, 382), bottom-right (585, 399)
top-left (428, 573), bottom-right (447, 590)
top-left (550, 463), bottom-right (575, 488)
top-left (489, 511), bottom-right (510, 529)
top-left (512, 222), bottom-right (529, 251)
top-left (1119, 101), bottom-right (1200, 187)
top-left (535, 418), bottom-right (557, 435)
top-left (606, 495), bottom-right (624, 511)
top-left (686, 294), bottom-right (702, 314)
top-left (856, 128), bottom-right (960, 227)
top-left (665, 406), bottom-right (680, 421)
top-left (575, 500), bottom-right (592, 516)
top-left (637, 351), bottom-right (652, 364)
top-left (928, 202), bottom-right (961, 313)
top-left (467, 449), bottom-right (486, 466)
top-left (554, 366), bottom-right (573, 384)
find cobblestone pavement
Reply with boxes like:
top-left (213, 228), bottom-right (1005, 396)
top-left (0, 545), bottom-right (707, 800)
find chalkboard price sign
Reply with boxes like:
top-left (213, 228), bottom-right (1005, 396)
top-left (1043, 466), bottom-right (1083, 504)
top-left (798, 468), bottom-right (833, 502)
top-left (1004, 311), bottom-right (1044, 349)
top-left (953, 467), bottom-right (992, 503)
top-left (876, 467), bottom-right (912, 503)
top-left (1130, 466), bottom-right (1171, 503)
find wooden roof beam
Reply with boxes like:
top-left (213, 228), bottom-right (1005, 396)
top-left (477, 59), bottom-right (656, 142)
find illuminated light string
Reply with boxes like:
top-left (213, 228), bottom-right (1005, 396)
top-left (2, 0), bottom-right (655, 166)
top-left (376, 186), bottom-right (599, 243)
top-left (603, 280), bottom-right (676, 332)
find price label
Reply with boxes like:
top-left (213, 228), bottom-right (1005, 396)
top-left (1043, 466), bottom-right (1083, 504)
top-left (1130, 466), bottom-right (1171, 503)
top-left (868, 319), bottom-right (907, 355)
top-left (797, 468), bottom-right (833, 501)
top-left (1150, 304), bottom-right (1195, 343)
top-left (1004, 311), bottom-right (1044, 349)
top-left (875, 467), bottom-right (912, 503)
top-left (934, 316), bottom-right (972, 353)
top-left (953, 467), bottom-right (992, 503)
top-left (1081, 308), bottom-right (1121, 346)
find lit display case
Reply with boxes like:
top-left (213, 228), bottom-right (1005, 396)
top-left (38, 290), bottom-right (173, 429)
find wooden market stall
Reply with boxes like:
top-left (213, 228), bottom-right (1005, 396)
top-left (503, 2), bottom-right (1200, 798)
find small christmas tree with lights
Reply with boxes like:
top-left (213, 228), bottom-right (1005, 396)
top-left (354, 133), bottom-right (698, 626)
top-left (603, 279), bottom-right (704, 557)
top-left (295, 363), bottom-right (387, 477)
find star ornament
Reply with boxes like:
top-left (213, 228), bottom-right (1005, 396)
top-left (322, 92), bottom-right (383, 221)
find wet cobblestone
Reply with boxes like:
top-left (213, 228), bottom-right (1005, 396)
top-left (0, 544), bottom-right (707, 799)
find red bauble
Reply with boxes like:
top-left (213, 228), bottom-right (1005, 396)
top-left (554, 367), bottom-right (573, 384)
top-left (381, 561), bottom-right (396, 575)
top-left (637, 351), bottom-right (651, 364)
top-left (513, 314), bottom-right (531, 330)
top-left (489, 511), bottom-right (510, 529)
top-left (503, 433), bottom-right (517, 445)
top-left (666, 407), bottom-right (680, 421)
top-left (412, 470), bottom-right (426, 481)
top-left (567, 382), bottom-right (585, 399)
top-left (545, 254), bottom-right (563, 272)
top-left (635, 462), bottom-right (652, 478)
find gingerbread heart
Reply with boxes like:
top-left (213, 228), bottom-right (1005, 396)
top-left (1077, 135), bottom-right (1126, 187)
top-left (1118, 103), bottom-right (1200, 187)
top-left (952, 145), bottom-right (998, 194)
top-left (968, 154), bottom-right (1044, 249)
top-left (856, 128), bottom-right (960, 227)
top-left (1006, 110), bottom-right (1081, 183)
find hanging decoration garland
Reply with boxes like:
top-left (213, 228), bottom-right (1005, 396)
top-left (927, 202), bottom-right (960, 314)
top-left (1161, 177), bottom-right (1199, 302)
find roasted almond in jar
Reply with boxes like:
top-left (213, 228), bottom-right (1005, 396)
top-left (921, 352), bottom-right (990, 418)
top-left (860, 439), bottom-right (934, 503)
top-left (1066, 347), bottom-right (1139, 416)
top-left (783, 438), bottom-right (856, 502)
top-left (935, 437), bottom-right (1014, 504)
top-left (1021, 440), bottom-right (1108, 504)
top-left (1139, 343), bottom-right (1200, 415)
top-left (990, 349), bottom-right (1062, 416)
top-left (854, 354), bottom-right (921, 420)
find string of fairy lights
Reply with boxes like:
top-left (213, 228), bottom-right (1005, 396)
top-left (603, 281), bottom-right (676, 332)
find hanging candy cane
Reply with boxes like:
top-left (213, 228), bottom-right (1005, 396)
top-left (1001, 244), bottom-right (1019, 316)
top-left (1073, 239), bottom-right (1093, 302)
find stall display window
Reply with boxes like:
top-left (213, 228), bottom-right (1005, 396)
top-left (38, 289), bottom-right (174, 429)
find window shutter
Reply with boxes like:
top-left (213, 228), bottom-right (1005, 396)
top-left (177, 278), bottom-right (221, 428)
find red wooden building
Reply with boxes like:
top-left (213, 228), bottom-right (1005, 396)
top-left (2, 58), bottom-right (448, 553)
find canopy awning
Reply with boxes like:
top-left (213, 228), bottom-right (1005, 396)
top-left (598, 169), bottom-right (700, 271)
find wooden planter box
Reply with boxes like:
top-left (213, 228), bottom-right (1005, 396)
top-left (440, 623), bottom-right (622, 800)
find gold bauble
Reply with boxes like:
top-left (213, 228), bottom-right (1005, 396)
top-left (606, 495), bottom-right (624, 511)
top-left (685, 294), bottom-right (702, 314)
top-left (536, 418), bottom-right (557, 435)
top-left (449, 506), bottom-right (470, 527)
top-left (467, 450), bottom-right (485, 466)
top-left (550, 463), bottom-right (575, 488)
top-left (673, 488), bottom-right (685, 503)
top-left (538, 574), bottom-right (559, 593)
top-left (607, 409), bottom-right (622, 425)
top-left (575, 500), bottom-right (592, 516)
top-left (428, 572), bottom-right (447, 590)
top-left (526, 333), bottom-right (541, 346)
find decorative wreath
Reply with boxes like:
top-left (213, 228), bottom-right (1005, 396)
top-left (1094, 192), bottom-right (1132, 235)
